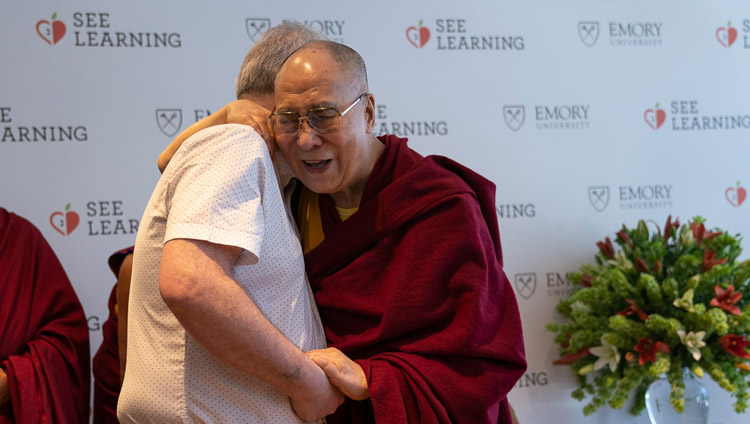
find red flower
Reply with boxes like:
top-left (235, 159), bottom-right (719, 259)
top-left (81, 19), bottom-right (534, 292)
top-left (618, 298), bottom-right (649, 321)
top-left (690, 221), bottom-right (721, 244)
top-left (710, 285), bottom-right (743, 315)
top-left (654, 260), bottom-right (663, 275)
top-left (635, 257), bottom-right (649, 273)
top-left (634, 338), bottom-right (670, 365)
top-left (663, 215), bottom-right (679, 239)
top-left (579, 274), bottom-right (594, 288)
top-left (561, 334), bottom-right (571, 349)
top-left (553, 347), bottom-right (590, 365)
top-left (597, 237), bottom-right (615, 260)
top-left (719, 334), bottom-right (750, 359)
top-left (616, 229), bottom-right (632, 248)
top-left (702, 250), bottom-right (728, 272)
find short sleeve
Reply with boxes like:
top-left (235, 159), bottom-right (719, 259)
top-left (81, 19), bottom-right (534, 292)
top-left (163, 125), bottom-right (271, 265)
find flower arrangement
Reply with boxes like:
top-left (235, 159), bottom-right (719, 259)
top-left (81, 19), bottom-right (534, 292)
top-left (546, 216), bottom-right (750, 416)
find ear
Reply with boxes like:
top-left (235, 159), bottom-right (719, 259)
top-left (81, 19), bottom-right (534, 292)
top-left (363, 93), bottom-right (376, 134)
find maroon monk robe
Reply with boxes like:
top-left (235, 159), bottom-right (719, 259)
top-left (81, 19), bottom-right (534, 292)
top-left (305, 136), bottom-right (526, 424)
top-left (0, 208), bottom-right (90, 423)
top-left (92, 246), bottom-right (133, 423)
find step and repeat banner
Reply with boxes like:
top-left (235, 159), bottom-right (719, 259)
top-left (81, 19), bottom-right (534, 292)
top-left (2, 1), bottom-right (749, 423)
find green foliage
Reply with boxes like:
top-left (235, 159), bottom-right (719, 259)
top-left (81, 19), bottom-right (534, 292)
top-left (548, 217), bottom-right (750, 415)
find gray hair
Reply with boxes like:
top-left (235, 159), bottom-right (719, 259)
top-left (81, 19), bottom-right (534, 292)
top-left (235, 22), bottom-right (327, 99)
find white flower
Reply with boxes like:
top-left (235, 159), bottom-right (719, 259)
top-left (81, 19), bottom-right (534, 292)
top-left (589, 334), bottom-right (621, 372)
top-left (677, 330), bottom-right (706, 361)
top-left (673, 289), bottom-right (695, 312)
top-left (608, 250), bottom-right (634, 272)
top-left (570, 301), bottom-right (591, 313)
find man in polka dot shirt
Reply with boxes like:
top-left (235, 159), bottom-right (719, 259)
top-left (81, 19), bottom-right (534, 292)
top-left (118, 23), bottom-right (343, 423)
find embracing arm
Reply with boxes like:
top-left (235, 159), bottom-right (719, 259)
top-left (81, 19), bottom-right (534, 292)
top-left (307, 347), bottom-right (370, 401)
top-left (159, 238), bottom-right (343, 421)
top-left (158, 100), bottom-right (273, 172)
top-left (0, 368), bottom-right (8, 407)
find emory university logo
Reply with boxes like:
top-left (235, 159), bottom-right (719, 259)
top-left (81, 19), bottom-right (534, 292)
top-left (37, 12), bottom-right (66, 45)
top-left (716, 21), bottom-right (737, 47)
top-left (644, 103), bottom-right (666, 129)
top-left (588, 186), bottom-right (609, 212)
top-left (726, 181), bottom-right (747, 207)
top-left (578, 21), bottom-right (599, 47)
top-left (50, 203), bottom-right (79, 235)
top-left (503, 105), bottom-right (525, 131)
top-left (406, 20), bottom-right (430, 48)
top-left (514, 273), bottom-right (537, 300)
top-left (246, 18), bottom-right (271, 43)
top-left (156, 108), bottom-right (183, 137)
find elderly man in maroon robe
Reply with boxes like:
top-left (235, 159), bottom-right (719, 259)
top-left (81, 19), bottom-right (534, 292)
top-left (0, 208), bottom-right (90, 423)
top-left (160, 40), bottom-right (526, 423)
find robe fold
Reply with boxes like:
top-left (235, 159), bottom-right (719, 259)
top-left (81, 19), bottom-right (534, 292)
top-left (92, 245), bottom-right (133, 424)
top-left (306, 136), bottom-right (526, 424)
top-left (0, 208), bottom-right (90, 423)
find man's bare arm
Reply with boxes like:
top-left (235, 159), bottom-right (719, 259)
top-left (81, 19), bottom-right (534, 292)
top-left (160, 239), bottom-right (343, 421)
top-left (0, 368), bottom-right (9, 406)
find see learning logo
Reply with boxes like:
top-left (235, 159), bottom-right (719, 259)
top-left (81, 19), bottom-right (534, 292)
top-left (49, 203), bottom-right (80, 235)
top-left (406, 20), bottom-right (430, 48)
top-left (37, 12), bottom-right (66, 45)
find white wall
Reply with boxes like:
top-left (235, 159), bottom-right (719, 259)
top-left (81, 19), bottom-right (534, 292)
top-left (2, 1), bottom-right (749, 423)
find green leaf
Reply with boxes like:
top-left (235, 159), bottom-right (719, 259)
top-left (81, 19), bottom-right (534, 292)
top-left (52, 12), bottom-right (57, 21)
top-left (419, 19), bottom-right (423, 27)
top-left (65, 203), bottom-right (70, 211)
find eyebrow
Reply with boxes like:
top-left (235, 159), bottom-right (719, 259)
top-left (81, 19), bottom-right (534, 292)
top-left (277, 101), bottom-right (339, 114)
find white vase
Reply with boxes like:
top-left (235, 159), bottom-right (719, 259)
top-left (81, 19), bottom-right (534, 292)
top-left (645, 368), bottom-right (709, 424)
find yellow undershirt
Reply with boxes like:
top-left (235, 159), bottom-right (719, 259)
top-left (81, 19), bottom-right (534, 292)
top-left (297, 187), bottom-right (358, 254)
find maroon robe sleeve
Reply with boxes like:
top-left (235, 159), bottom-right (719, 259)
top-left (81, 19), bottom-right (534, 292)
top-left (0, 209), bottom-right (90, 423)
top-left (306, 138), bottom-right (526, 424)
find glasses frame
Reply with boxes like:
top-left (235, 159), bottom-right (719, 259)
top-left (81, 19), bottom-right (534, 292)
top-left (268, 92), bottom-right (368, 137)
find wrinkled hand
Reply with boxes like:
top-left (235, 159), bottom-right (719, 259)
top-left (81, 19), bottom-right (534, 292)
top-left (290, 364), bottom-right (345, 422)
top-left (307, 348), bottom-right (370, 401)
top-left (223, 99), bottom-right (276, 155)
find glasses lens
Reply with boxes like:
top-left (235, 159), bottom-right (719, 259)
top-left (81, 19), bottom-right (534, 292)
top-left (308, 109), bottom-right (339, 133)
top-left (272, 113), bottom-right (299, 135)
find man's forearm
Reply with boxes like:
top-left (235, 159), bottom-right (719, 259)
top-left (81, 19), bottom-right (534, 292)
top-left (159, 239), bottom-right (326, 400)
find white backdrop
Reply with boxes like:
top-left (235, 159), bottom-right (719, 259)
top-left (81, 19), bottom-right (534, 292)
top-left (2, 1), bottom-right (750, 423)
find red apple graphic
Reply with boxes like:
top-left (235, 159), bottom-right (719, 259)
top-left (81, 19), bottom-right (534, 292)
top-left (726, 181), bottom-right (747, 207)
top-left (716, 21), bottom-right (737, 48)
top-left (406, 20), bottom-right (430, 48)
top-left (49, 203), bottom-right (80, 235)
top-left (36, 12), bottom-right (66, 45)
top-left (643, 103), bottom-right (666, 129)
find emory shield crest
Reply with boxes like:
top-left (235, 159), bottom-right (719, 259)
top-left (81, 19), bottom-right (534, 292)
top-left (588, 186), bottom-right (610, 212)
top-left (514, 273), bottom-right (537, 300)
top-left (578, 21), bottom-right (599, 47)
top-left (503, 105), bottom-right (525, 132)
top-left (156, 108), bottom-right (183, 137)
top-left (246, 18), bottom-right (271, 43)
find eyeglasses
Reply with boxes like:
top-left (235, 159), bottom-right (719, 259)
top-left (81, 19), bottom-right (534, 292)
top-left (268, 93), bottom-right (368, 137)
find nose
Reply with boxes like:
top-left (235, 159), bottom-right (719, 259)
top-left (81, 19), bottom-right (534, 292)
top-left (296, 119), bottom-right (323, 151)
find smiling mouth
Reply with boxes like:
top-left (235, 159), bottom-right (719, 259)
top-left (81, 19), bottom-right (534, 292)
top-left (303, 160), bottom-right (331, 169)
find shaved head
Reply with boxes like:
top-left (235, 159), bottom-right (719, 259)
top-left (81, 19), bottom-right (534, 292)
top-left (284, 40), bottom-right (368, 91)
